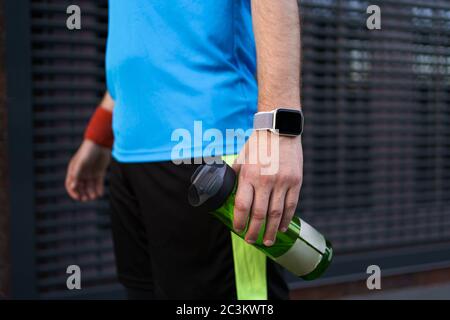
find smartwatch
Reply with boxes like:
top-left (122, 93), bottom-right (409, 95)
top-left (253, 108), bottom-right (304, 136)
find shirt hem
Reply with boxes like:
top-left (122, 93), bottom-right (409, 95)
top-left (112, 143), bottom-right (247, 163)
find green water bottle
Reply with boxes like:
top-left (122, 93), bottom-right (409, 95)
top-left (188, 162), bottom-right (333, 280)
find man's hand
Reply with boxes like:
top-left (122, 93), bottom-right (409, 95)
top-left (236, 0), bottom-right (303, 246)
top-left (65, 140), bottom-right (111, 202)
top-left (232, 130), bottom-right (303, 246)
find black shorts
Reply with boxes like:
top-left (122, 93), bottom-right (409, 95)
top-left (109, 158), bottom-right (289, 300)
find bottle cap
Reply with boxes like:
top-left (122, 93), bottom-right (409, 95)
top-left (188, 163), bottom-right (236, 211)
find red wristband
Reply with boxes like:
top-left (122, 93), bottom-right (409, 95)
top-left (84, 107), bottom-right (114, 148)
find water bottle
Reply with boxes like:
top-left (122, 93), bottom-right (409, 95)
top-left (188, 162), bottom-right (333, 280)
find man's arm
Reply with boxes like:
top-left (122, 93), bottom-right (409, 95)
top-left (233, 0), bottom-right (303, 246)
top-left (253, 0), bottom-right (301, 110)
top-left (84, 92), bottom-right (115, 148)
top-left (65, 92), bottom-right (114, 201)
top-left (98, 91), bottom-right (115, 112)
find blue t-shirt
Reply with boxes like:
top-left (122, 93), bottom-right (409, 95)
top-left (106, 0), bottom-right (257, 162)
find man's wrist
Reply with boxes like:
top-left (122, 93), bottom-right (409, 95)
top-left (257, 98), bottom-right (301, 112)
top-left (254, 107), bottom-right (304, 136)
top-left (83, 138), bottom-right (112, 151)
top-left (84, 106), bottom-right (114, 149)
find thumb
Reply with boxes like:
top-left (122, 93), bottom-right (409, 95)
top-left (232, 153), bottom-right (244, 175)
top-left (65, 160), bottom-right (81, 200)
top-left (232, 161), bottom-right (241, 175)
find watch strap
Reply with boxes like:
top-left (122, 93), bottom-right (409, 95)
top-left (253, 111), bottom-right (274, 130)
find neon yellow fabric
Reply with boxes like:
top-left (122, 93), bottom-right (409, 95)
top-left (221, 154), bottom-right (268, 300)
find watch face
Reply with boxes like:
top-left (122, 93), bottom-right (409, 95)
top-left (275, 109), bottom-right (303, 135)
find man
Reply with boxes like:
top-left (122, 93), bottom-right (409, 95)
top-left (66, 0), bottom-right (302, 300)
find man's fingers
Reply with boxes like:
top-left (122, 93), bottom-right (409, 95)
top-left (65, 161), bottom-right (103, 202)
top-left (65, 175), bottom-right (80, 200)
top-left (86, 179), bottom-right (98, 200)
top-left (263, 187), bottom-right (287, 246)
top-left (70, 177), bottom-right (102, 202)
top-left (232, 152), bottom-right (244, 176)
top-left (232, 162), bottom-right (241, 175)
top-left (95, 178), bottom-right (104, 197)
top-left (233, 181), bottom-right (253, 232)
top-left (245, 186), bottom-right (271, 243)
top-left (65, 161), bottom-right (81, 200)
top-left (77, 181), bottom-right (89, 202)
top-left (279, 186), bottom-right (300, 232)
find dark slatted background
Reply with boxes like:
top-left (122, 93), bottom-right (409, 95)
top-left (30, 0), bottom-right (113, 297)
top-left (299, 0), bottom-right (450, 254)
top-left (20, 0), bottom-right (450, 297)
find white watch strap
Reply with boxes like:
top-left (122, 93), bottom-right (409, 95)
top-left (253, 112), bottom-right (274, 130)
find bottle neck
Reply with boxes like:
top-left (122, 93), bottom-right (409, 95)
top-left (188, 163), bottom-right (237, 212)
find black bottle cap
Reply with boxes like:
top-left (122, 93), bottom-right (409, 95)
top-left (188, 163), bottom-right (236, 212)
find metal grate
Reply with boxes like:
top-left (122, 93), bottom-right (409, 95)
top-left (29, 0), bottom-right (113, 296)
top-left (298, 0), bottom-right (450, 254)
top-left (7, 0), bottom-right (450, 298)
